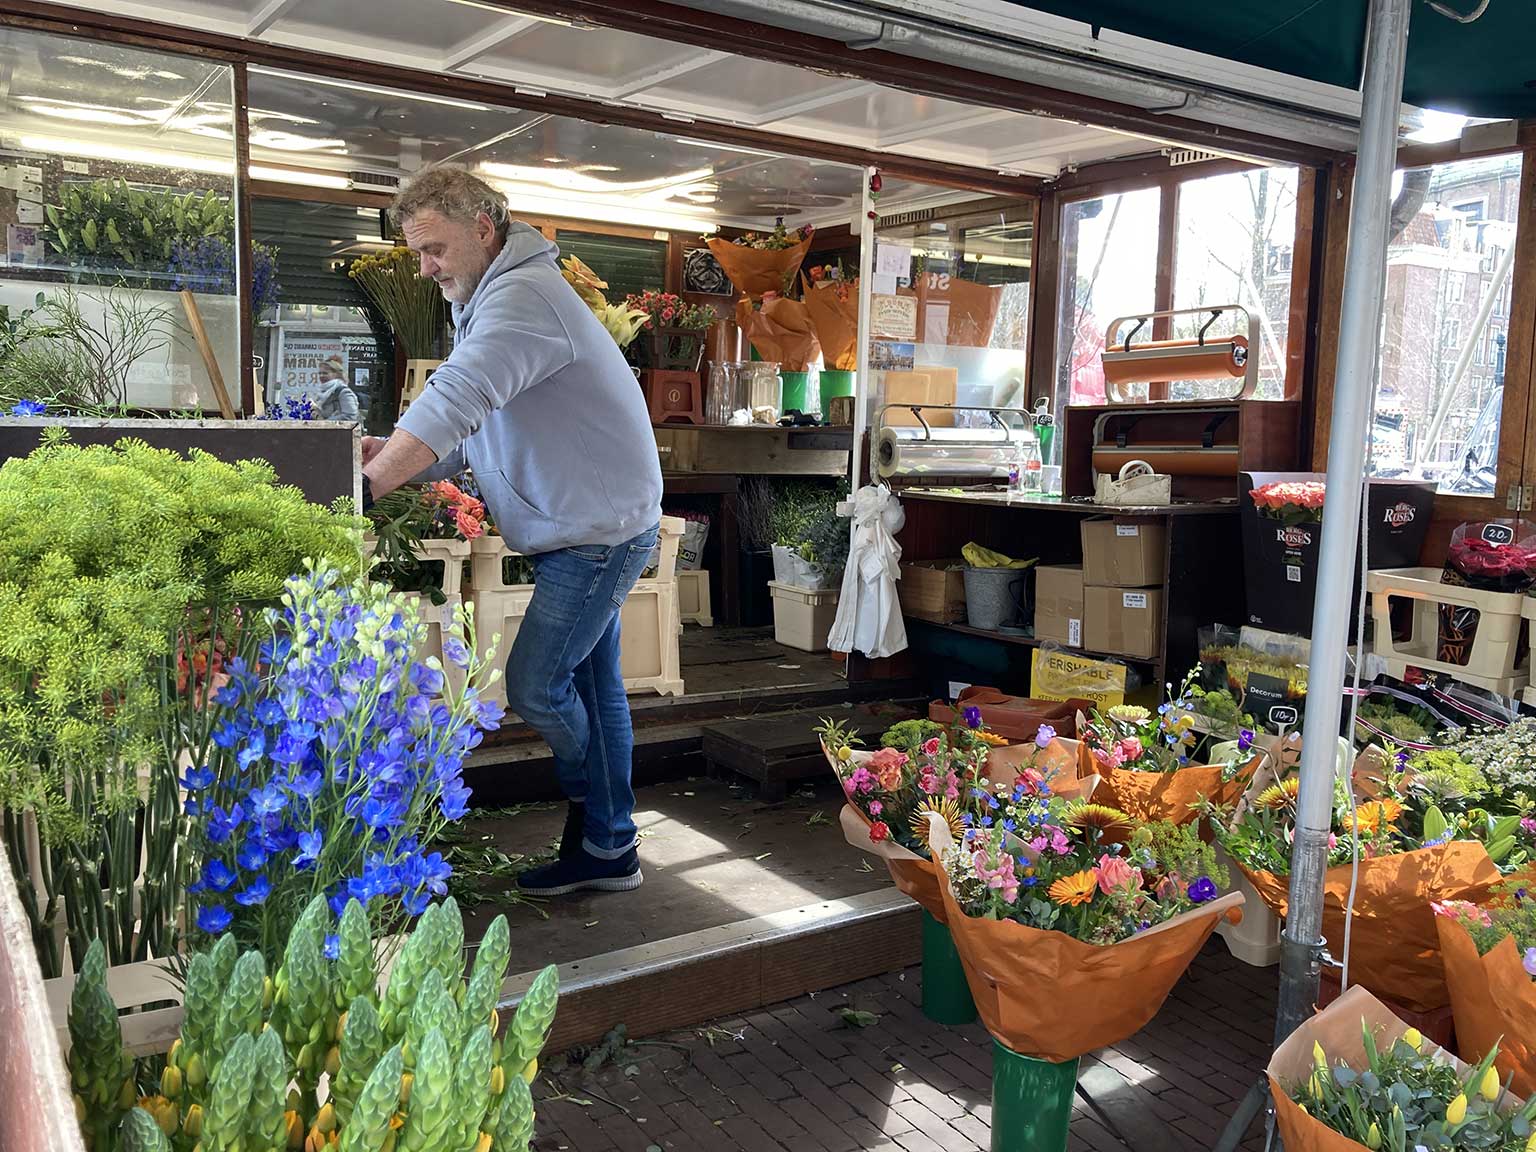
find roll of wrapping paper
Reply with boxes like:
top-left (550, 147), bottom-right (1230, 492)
top-left (1090, 445), bottom-right (1239, 478)
top-left (876, 425), bottom-right (1026, 479)
top-left (1101, 336), bottom-right (1248, 387)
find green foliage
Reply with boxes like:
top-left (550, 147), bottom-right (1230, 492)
top-left (880, 719), bottom-right (944, 757)
top-left (69, 899), bottom-right (558, 1152)
top-left (45, 179), bottom-right (234, 271)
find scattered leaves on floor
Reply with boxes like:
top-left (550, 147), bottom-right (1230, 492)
top-left (855, 859), bottom-right (874, 873)
top-left (736, 822), bottom-right (755, 839)
top-left (805, 810), bottom-right (829, 827)
top-left (837, 1007), bottom-right (880, 1029)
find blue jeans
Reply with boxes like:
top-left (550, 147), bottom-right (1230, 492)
top-left (504, 524), bottom-right (659, 858)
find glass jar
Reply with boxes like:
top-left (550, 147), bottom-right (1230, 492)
top-left (707, 361), bottom-right (742, 424)
top-left (743, 361), bottom-right (782, 423)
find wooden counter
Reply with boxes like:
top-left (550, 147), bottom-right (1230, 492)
top-left (653, 424), bottom-right (850, 476)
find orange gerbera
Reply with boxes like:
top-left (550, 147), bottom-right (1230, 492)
top-left (1256, 778), bottom-right (1301, 810)
top-left (973, 730), bottom-right (1010, 747)
top-left (1047, 870), bottom-right (1098, 907)
top-left (1351, 798), bottom-right (1403, 835)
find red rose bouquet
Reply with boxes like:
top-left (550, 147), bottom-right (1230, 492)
top-left (1251, 480), bottom-right (1326, 525)
top-left (1438, 521), bottom-right (1536, 662)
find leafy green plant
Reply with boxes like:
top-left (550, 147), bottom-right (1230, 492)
top-left (0, 286), bottom-right (175, 411)
top-left (880, 719), bottom-right (944, 757)
top-left (68, 897), bottom-right (557, 1152)
top-left (0, 432), bottom-right (362, 976)
top-left (45, 179), bottom-right (234, 271)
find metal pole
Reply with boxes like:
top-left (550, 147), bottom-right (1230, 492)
top-left (1275, 0), bottom-right (1412, 1053)
top-left (850, 168), bottom-right (877, 492)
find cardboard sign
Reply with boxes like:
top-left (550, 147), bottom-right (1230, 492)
top-left (1030, 648), bottom-right (1127, 709)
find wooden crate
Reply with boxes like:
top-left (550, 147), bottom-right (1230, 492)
top-left (677, 569), bottom-right (713, 626)
top-left (1367, 567), bottom-right (1529, 688)
top-left (898, 559), bottom-right (966, 623)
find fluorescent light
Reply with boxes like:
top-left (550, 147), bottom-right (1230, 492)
top-left (18, 134), bottom-right (231, 175)
top-left (253, 68), bottom-right (490, 111)
top-left (478, 161), bottom-right (714, 195)
top-left (488, 183), bottom-right (717, 232)
top-left (439, 0), bottom-right (588, 27)
top-left (252, 165), bottom-right (352, 190)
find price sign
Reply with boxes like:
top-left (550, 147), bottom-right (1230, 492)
top-left (1482, 522), bottom-right (1516, 546)
top-left (1268, 705), bottom-right (1299, 728)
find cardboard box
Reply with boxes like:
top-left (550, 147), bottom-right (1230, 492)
top-left (1084, 585), bottom-right (1165, 660)
top-left (1080, 517), bottom-right (1167, 587)
top-left (899, 559), bottom-right (967, 623)
top-left (1239, 471), bottom-right (1434, 637)
top-left (1030, 648), bottom-right (1127, 709)
top-left (1033, 565), bottom-right (1084, 647)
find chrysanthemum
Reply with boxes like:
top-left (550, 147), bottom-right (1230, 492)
top-left (1063, 802), bottom-right (1133, 841)
top-left (1047, 870), bottom-right (1098, 907)
top-left (910, 799), bottom-right (966, 844)
top-left (1351, 798), bottom-right (1403, 835)
top-left (1256, 778), bottom-right (1301, 810)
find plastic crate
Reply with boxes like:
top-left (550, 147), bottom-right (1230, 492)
top-left (769, 580), bottom-right (839, 652)
top-left (677, 569), bottom-right (713, 626)
top-left (1367, 567), bottom-right (1528, 686)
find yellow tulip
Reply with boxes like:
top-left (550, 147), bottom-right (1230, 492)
top-left (1481, 1064), bottom-right (1502, 1102)
top-left (1526, 1127), bottom-right (1536, 1151)
top-left (1402, 1027), bottom-right (1424, 1051)
top-left (1365, 1121), bottom-right (1381, 1149)
top-left (1313, 1041), bottom-right (1328, 1071)
top-left (1446, 1094), bottom-right (1468, 1126)
top-left (522, 1058), bottom-right (538, 1085)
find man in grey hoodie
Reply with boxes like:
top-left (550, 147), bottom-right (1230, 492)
top-left (362, 165), bottom-right (663, 897)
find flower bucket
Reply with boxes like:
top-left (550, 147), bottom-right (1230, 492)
top-left (819, 370), bottom-right (855, 421)
top-left (1436, 913), bottom-right (1536, 1095)
top-left (1238, 841), bottom-right (1500, 1013)
top-left (927, 816), bottom-right (1243, 1064)
top-left (991, 1042), bottom-right (1078, 1152)
top-left (921, 909), bottom-right (977, 1026)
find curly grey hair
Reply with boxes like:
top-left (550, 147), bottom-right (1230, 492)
top-left (390, 164), bottom-right (510, 237)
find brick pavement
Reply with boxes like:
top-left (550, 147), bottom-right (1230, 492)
top-left (532, 941), bottom-right (1279, 1152)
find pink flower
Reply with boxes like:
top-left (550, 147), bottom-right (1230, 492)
top-left (1092, 745), bottom-right (1125, 770)
top-left (1328, 833), bottom-right (1338, 850)
top-left (847, 766), bottom-right (875, 794)
top-left (868, 801), bottom-right (882, 816)
top-left (943, 775), bottom-right (960, 801)
top-left (1016, 767), bottom-right (1045, 794)
top-left (918, 771), bottom-right (939, 795)
top-left (1049, 829), bottom-right (1072, 856)
top-left (1095, 853), bottom-right (1139, 895)
top-left (1522, 818), bottom-right (1536, 837)
top-left (1117, 736), bottom-right (1143, 763)
top-left (868, 747), bottom-right (908, 791)
top-left (455, 510), bottom-right (484, 540)
top-left (971, 851), bottom-right (1019, 904)
top-left (921, 737), bottom-right (942, 757)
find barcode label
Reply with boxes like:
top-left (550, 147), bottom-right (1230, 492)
top-left (1068, 619), bottom-right (1082, 647)
top-left (1115, 524), bottom-right (1139, 537)
top-left (1122, 592), bottom-right (1148, 609)
top-left (1286, 565), bottom-right (1302, 583)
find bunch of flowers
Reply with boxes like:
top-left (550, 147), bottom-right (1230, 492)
top-left (1445, 524), bottom-right (1536, 592)
top-left (1250, 480), bottom-right (1326, 523)
top-left (731, 221), bottom-right (814, 251)
top-left (1079, 703), bottom-right (1194, 773)
top-left (348, 246), bottom-right (444, 360)
top-left (820, 709), bottom-right (996, 856)
top-left (623, 290), bottom-right (716, 331)
top-left (806, 262), bottom-right (851, 303)
top-left (183, 561), bottom-right (503, 961)
top-left (1446, 719), bottom-right (1536, 797)
top-left (256, 393), bottom-right (316, 421)
top-left (1292, 1022), bottom-right (1534, 1150)
top-left (943, 777), bottom-right (1227, 946)
top-left (367, 481), bottom-right (487, 601)
top-left (1435, 883), bottom-right (1536, 977)
top-left (168, 236), bottom-right (281, 320)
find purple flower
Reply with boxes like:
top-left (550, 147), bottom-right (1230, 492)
top-left (1187, 877), bottom-right (1218, 905)
top-left (181, 765), bottom-right (215, 791)
top-left (205, 803), bottom-right (244, 845)
top-left (1395, 750), bottom-right (1410, 773)
top-left (234, 877), bottom-right (271, 906)
top-left (294, 829), bottom-right (323, 870)
top-left (1035, 724), bottom-right (1056, 749)
top-left (202, 860), bottom-right (237, 893)
top-left (249, 784), bottom-right (287, 818)
top-left (196, 903), bottom-right (232, 934)
top-left (1237, 730), bottom-right (1254, 753)
top-left (442, 636), bottom-right (471, 670)
top-left (288, 770), bottom-right (323, 800)
top-left (1525, 948), bottom-right (1536, 977)
top-left (962, 706), bottom-right (983, 730)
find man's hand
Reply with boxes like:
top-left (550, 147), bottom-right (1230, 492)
top-left (363, 429), bottom-right (439, 501)
top-left (362, 436), bottom-right (388, 466)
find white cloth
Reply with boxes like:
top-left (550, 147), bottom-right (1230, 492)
top-left (828, 484), bottom-right (908, 659)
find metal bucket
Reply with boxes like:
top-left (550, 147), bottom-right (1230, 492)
top-left (962, 566), bottom-right (1029, 631)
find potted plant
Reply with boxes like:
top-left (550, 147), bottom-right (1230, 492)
top-left (624, 290), bottom-right (717, 372)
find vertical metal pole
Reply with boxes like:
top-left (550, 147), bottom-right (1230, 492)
top-left (233, 62), bottom-right (255, 415)
top-left (1275, 0), bottom-right (1411, 1052)
top-left (851, 168), bottom-right (877, 492)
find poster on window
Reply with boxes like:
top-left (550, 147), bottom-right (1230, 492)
top-left (279, 336), bottom-right (348, 398)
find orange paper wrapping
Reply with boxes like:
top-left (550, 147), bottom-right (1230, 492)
top-left (1238, 842), bottom-right (1500, 1013)
top-left (1437, 914), bottom-right (1536, 1095)
top-left (931, 807), bottom-right (1242, 1062)
top-left (934, 278), bottom-right (1002, 348)
top-left (736, 296), bottom-right (821, 372)
top-left (1266, 985), bottom-right (1523, 1152)
top-left (707, 236), bottom-right (812, 299)
top-left (1077, 741), bottom-right (1254, 825)
top-left (827, 742), bottom-right (1097, 926)
top-left (801, 276), bottom-right (858, 370)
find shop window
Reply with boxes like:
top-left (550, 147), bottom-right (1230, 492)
top-left (1171, 167), bottom-right (1299, 401)
top-left (556, 230), bottom-right (666, 304)
top-left (869, 203), bottom-right (1034, 431)
top-left (1053, 187), bottom-right (1160, 420)
top-left (1372, 154), bottom-right (1521, 495)
top-left (0, 29), bottom-right (240, 412)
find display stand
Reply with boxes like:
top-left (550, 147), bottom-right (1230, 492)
top-left (991, 1044), bottom-right (1078, 1152)
top-left (919, 910), bottom-right (976, 1025)
top-left (643, 369), bottom-right (705, 424)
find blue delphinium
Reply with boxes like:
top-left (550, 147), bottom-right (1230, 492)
top-left (184, 559), bottom-right (501, 959)
top-left (8, 399), bottom-right (46, 416)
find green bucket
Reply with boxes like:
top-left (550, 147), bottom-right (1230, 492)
top-left (819, 369), bottom-right (855, 420)
top-left (921, 910), bottom-right (977, 1025)
top-left (991, 1042), bottom-right (1079, 1152)
top-left (780, 370), bottom-right (816, 415)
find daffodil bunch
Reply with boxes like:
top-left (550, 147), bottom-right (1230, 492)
top-left (1294, 1018), bottom-right (1536, 1149)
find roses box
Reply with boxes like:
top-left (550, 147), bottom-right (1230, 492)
top-left (1239, 471), bottom-right (1434, 637)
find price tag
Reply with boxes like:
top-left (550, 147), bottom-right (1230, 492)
top-left (1269, 705), bottom-right (1299, 728)
top-left (1482, 522), bottom-right (1516, 546)
top-left (1245, 673), bottom-right (1291, 726)
top-left (1122, 591), bottom-right (1148, 609)
top-left (1115, 524), bottom-right (1140, 537)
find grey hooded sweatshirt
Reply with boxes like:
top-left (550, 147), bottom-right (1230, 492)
top-left (397, 223), bottom-right (662, 555)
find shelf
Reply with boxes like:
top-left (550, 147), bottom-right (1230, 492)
top-left (895, 487), bottom-right (1238, 515)
top-left (908, 617), bottom-right (1161, 667)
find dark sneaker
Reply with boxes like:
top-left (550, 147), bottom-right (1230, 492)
top-left (517, 847), bottom-right (642, 896)
top-left (559, 801), bottom-right (587, 859)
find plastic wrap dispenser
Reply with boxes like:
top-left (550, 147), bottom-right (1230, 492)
top-left (1099, 305), bottom-right (1259, 403)
top-left (875, 403), bottom-right (1034, 480)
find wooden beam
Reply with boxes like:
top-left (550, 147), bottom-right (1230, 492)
top-left (1148, 180), bottom-right (1179, 401)
top-left (1309, 159), bottom-right (1354, 470)
top-left (1504, 147), bottom-right (1536, 518)
top-left (1027, 189), bottom-right (1059, 413)
top-left (442, 14), bottom-right (540, 72)
top-left (0, 2), bottom-right (1041, 199)
top-left (1285, 167), bottom-right (1319, 403)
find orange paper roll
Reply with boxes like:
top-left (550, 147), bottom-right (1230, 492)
top-left (1101, 336), bottom-right (1248, 386)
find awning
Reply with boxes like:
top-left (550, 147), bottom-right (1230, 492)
top-left (1011, 2), bottom-right (1536, 119)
